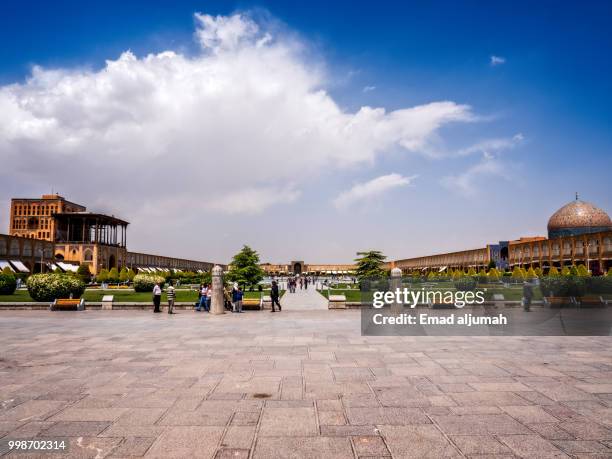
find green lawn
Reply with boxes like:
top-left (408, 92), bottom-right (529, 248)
top-left (319, 288), bottom-right (362, 302)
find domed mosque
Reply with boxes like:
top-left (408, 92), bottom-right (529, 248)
top-left (390, 193), bottom-right (612, 276)
top-left (548, 193), bottom-right (612, 239)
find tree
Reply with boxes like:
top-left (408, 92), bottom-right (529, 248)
top-left (226, 245), bottom-right (265, 289)
top-left (607, 269), bottom-right (612, 277)
top-left (576, 264), bottom-right (590, 277)
top-left (119, 267), bottom-right (129, 283)
top-left (561, 266), bottom-right (571, 276)
top-left (526, 267), bottom-right (538, 279)
top-left (127, 268), bottom-right (136, 282)
top-left (354, 250), bottom-right (387, 280)
top-left (96, 268), bottom-right (109, 283)
top-left (108, 267), bottom-right (119, 283)
top-left (512, 266), bottom-right (524, 280)
top-left (487, 260), bottom-right (496, 269)
top-left (548, 266), bottom-right (560, 277)
top-left (467, 267), bottom-right (477, 277)
top-left (76, 264), bottom-right (91, 283)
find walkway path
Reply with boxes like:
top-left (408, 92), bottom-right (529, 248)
top-left (280, 284), bottom-right (328, 311)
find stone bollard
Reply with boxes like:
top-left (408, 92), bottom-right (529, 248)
top-left (390, 267), bottom-right (403, 314)
top-left (211, 265), bottom-right (225, 315)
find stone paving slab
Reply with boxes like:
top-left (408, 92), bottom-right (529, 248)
top-left (1, 310), bottom-right (612, 458)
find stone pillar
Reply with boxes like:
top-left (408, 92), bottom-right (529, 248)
top-left (211, 265), bottom-right (225, 315)
top-left (390, 267), bottom-right (403, 314)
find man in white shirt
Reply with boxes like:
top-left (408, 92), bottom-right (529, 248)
top-left (153, 283), bottom-right (162, 313)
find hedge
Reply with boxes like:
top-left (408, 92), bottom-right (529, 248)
top-left (26, 274), bottom-right (85, 302)
top-left (0, 272), bottom-right (17, 295)
top-left (133, 274), bottom-right (165, 292)
top-left (539, 276), bottom-right (587, 298)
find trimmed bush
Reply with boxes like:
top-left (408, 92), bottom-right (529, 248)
top-left (576, 264), bottom-right (590, 277)
top-left (561, 266), bottom-right (571, 276)
top-left (27, 274), bottom-right (85, 302)
top-left (548, 266), bottom-right (560, 277)
top-left (119, 268), bottom-right (129, 283)
top-left (526, 267), bottom-right (538, 280)
top-left (0, 272), bottom-right (17, 295)
top-left (127, 268), bottom-right (136, 281)
top-left (511, 266), bottom-right (524, 280)
top-left (133, 274), bottom-right (165, 292)
top-left (539, 276), bottom-right (587, 298)
top-left (454, 276), bottom-right (477, 291)
top-left (587, 276), bottom-right (612, 294)
top-left (96, 269), bottom-right (109, 283)
top-left (76, 264), bottom-right (91, 283)
top-left (108, 267), bottom-right (120, 283)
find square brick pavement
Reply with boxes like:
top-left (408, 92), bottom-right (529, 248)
top-left (1, 310), bottom-right (612, 458)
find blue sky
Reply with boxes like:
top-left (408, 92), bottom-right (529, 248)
top-left (1, 1), bottom-right (611, 263)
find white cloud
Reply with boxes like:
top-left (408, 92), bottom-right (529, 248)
top-left (205, 185), bottom-right (300, 215)
top-left (456, 132), bottom-right (523, 156)
top-left (442, 133), bottom-right (522, 197)
top-left (441, 157), bottom-right (507, 197)
top-left (490, 55), bottom-right (506, 66)
top-left (0, 12), bottom-right (474, 219)
top-left (333, 173), bottom-right (416, 209)
top-left (362, 85), bottom-right (376, 92)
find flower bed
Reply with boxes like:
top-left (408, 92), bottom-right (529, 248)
top-left (133, 274), bottom-right (165, 292)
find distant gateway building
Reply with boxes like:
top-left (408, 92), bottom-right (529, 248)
top-left (390, 197), bottom-right (612, 275)
top-left (5, 194), bottom-right (219, 275)
top-left (261, 261), bottom-right (356, 276)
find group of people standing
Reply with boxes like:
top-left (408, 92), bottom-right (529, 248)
top-left (153, 280), bottom-right (175, 314)
top-left (287, 276), bottom-right (312, 293)
top-left (152, 279), bottom-right (283, 314)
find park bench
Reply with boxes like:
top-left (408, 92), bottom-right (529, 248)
top-left (543, 296), bottom-right (575, 308)
top-left (328, 294), bottom-right (346, 309)
top-left (101, 295), bottom-right (114, 310)
top-left (579, 296), bottom-right (607, 307)
top-left (242, 297), bottom-right (262, 310)
top-left (50, 298), bottom-right (85, 311)
top-left (491, 294), bottom-right (505, 307)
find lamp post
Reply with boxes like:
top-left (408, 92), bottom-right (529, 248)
top-left (39, 247), bottom-right (44, 273)
top-left (585, 239), bottom-right (591, 274)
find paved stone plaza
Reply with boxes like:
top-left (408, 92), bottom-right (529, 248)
top-left (1, 291), bottom-right (612, 458)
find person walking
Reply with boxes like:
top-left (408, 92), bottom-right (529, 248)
top-left (153, 282), bottom-right (162, 313)
top-left (167, 280), bottom-right (176, 314)
top-left (270, 280), bottom-right (282, 312)
top-left (522, 281), bottom-right (533, 312)
top-left (197, 284), bottom-right (208, 312)
top-left (232, 286), bottom-right (244, 313)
